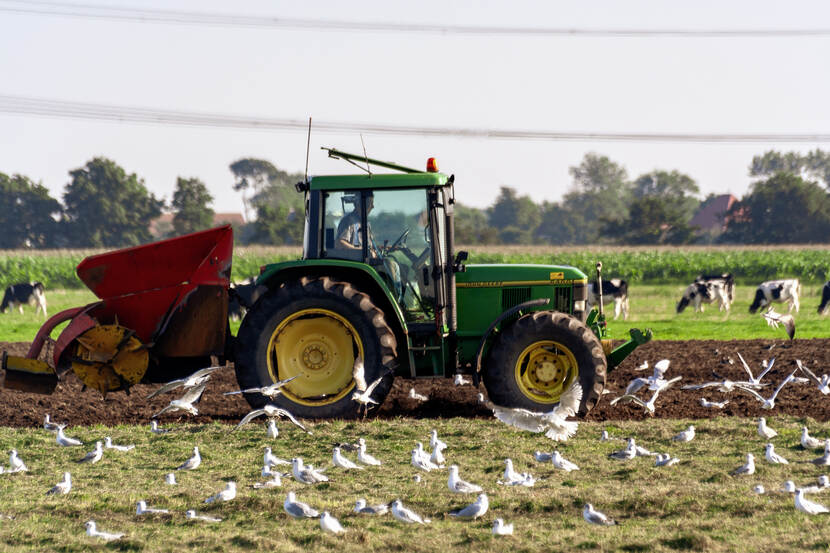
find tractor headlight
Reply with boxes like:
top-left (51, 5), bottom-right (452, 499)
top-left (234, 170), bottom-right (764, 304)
top-left (573, 300), bottom-right (586, 312)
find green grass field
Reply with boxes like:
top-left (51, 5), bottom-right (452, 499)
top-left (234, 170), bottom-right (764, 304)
top-left (1, 285), bottom-right (827, 344)
top-left (0, 416), bottom-right (828, 552)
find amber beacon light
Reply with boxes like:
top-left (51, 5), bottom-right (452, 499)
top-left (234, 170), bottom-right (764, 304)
top-left (426, 157), bottom-right (439, 173)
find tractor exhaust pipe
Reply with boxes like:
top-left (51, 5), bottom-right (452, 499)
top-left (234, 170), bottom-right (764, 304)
top-left (595, 261), bottom-right (604, 318)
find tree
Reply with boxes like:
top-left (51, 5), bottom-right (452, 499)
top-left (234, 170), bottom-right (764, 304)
top-left (488, 187), bottom-right (541, 243)
top-left (62, 157), bottom-right (164, 247)
top-left (750, 149), bottom-right (830, 188)
top-left (0, 173), bottom-right (62, 248)
top-left (534, 201), bottom-right (586, 245)
top-left (171, 177), bottom-right (214, 235)
top-left (229, 158), bottom-right (282, 222)
top-left (454, 203), bottom-right (499, 244)
top-left (720, 172), bottom-right (830, 244)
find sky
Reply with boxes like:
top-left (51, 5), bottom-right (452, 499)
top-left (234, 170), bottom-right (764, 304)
top-left (1, 0), bottom-right (829, 217)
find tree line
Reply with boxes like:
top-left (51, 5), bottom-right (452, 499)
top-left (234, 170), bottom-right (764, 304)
top-left (2, 150), bottom-right (830, 249)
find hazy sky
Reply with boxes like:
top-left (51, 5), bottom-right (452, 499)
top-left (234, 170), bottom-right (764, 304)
top-left (1, 0), bottom-right (829, 216)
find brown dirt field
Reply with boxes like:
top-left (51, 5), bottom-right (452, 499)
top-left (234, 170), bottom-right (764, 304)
top-left (1, 338), bottom-right (829, 428)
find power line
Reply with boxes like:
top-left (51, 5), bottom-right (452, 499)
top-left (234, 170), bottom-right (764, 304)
top-left (1, 94), bottom-right (829, 144)
top-left (1, 1), bottom-right (829, 37)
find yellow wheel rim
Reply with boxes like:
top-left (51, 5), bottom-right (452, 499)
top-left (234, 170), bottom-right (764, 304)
top-left (267, 308), bottom-right (363, 406)
top-left (514, 340), bottom-right (577, 404)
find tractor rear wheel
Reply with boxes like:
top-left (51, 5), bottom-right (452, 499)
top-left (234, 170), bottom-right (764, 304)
top-left (234, 276), bottom-right (397, 419)
top-left (482, 310), bottom-right (606, 416)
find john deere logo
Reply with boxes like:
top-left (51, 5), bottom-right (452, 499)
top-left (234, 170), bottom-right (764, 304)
top-left (549, 272), bottom-right (565, 280)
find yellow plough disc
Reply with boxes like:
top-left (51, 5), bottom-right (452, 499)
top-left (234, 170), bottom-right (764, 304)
top-left (71, 324), bottom-right (148, 395)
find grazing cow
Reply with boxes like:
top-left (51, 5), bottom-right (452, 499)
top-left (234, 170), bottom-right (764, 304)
top-left (587, 279), bottom-right (629, 320)
top-left (819, 281), bottom-right (830, 315)
top-left (749, 279), bottom-right (800, 314)
top-left (676, 273), bottom-right (735, 314)
top-left (0, 282), bottom-right (47, 316)
top-left (228, 279), bottom-right (263, 321)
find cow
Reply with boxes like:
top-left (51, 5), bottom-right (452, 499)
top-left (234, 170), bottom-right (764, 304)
top-left (228, 278), bottom-right (263, 321)
top-left (819, 281), bottom-right (830, 315)
top-left (676, 273), bottom-right (735, 314)
top-left (587, 278), bottom-right (629, 320)
top-left (749, 279), bottom-right (800, 314)
top-left (0, 282), bottom-right (47, 316)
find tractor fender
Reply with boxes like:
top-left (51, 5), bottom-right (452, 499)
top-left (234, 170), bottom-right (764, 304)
top-left (473, 298), bottom-right (551, 382)
top-left (255, 259), bottom-right (409, 357)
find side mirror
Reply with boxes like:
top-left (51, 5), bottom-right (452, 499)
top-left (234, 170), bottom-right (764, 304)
top-left (453, 250), bottom-right (468, 273)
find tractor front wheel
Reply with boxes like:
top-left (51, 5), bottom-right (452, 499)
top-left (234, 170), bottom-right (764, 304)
top-left (482, 310), bottom-right (606, 416)
top-left (234, 277), bottom-right (397, 419)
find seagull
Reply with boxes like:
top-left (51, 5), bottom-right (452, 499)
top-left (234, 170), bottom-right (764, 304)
top-left (802, 427), bottom-right (823, 449)
top-left (758, 417), bottom-right (778, 439)
top-left (795, 488), bottom-right (830, 515)
top-left (453, 374), bottom-right (470, 386)
top-left (291, 457), bottom-right (329, 484)
top-left (492, 518), bottom-right (514, 535)
top-left (351, 356), bottom-right (367, 392)
top-left (811, 441), bottom-right (830, 466)
top-left (266, 420), bottom-right (279, 439)
top-left (351, 373), bottom-right (388, 415)
top-left (177, 447), bottom-right (201, 470)
top-left (699, 398), bottom-right (729, 409)
top-left (635, 360), bottom-right (649, 371)
top-left (390, 499), bottom-right (430, 524)
top-left (76, 441), bottom-right (103, 464)
top-left (43, 414), bottom-right (63, 432)
top-left (583, 504), bottom-right (617, 525)
top-left (145, 366), bottom-right (222, 399)
top-left (610, 388), bottom-right (662, 416)
top-left (609, 439), bottom-right (637, 461)
top-left (762, 307), bottom-right (795, 340)
top-left (498, 458), bottom-right (536, 486)
top-left (534, 451), bottom-right (553, 462)
top-left (84, 520), bottom-right (124, 541)
top-left (634, 442), bottom-right (658, 457)
top-left (104, 437), bottom-right (134, 452)
top-left (223, 375), bottom-right (299, 397)
top-left (253, 473), bottom-right (282, 489)
top-left (682, 378), bottom-right (765, 393)
top-left (152, 382), bottom-right (208, 418)
top-left (320, 511), bottom-right (346, 534)
top-left (136, 500), bottom-right (169, 515)
top-left (46, 472), bottom-right (71, 495)
top-left (735, 370), bottom-right (798, 409)
top-left (56, 426), bottom-right (83, 446)
top-left (652, 359), bottom-right (671, 379)
top-left (737, 353), bottom-right (776, 386)
top-left (798, 360), bottom-right (830, 394)
top-left (409, 387), bottom-right (428, 402)
top-left (235, 404), bottom-right (310, 434)
top-left (551, 451), bottom-right (579, 472)
top-left (479, 382), bottom-right (583, 441)
top-left (354, 499), bottom-right (389, 515)
top-left (411, 445), bottom-right (441, 472)
top-left (165, 473), bottom-right (177, 485)
top-left (186, 510), bottom-right (222, 522)
top-left (264, 447), bottom-right (290, 467)
top-left (672, 426), bottom-right (695, 442)
top-left (765, 443), bottom-right (789, 464)
top-left (655, 454), bottom-right (679, 467)
top-left (204, 481), bottom-right (236, 503)
top-left (731, 453), bottom-right (756, 476)
top-left (284, 491), bottom-right (319, 518)
top-left (430, 443), bottom-right (446, 466)
top-left (448, 465), bottom-right (483, 493)
top-left (412, 474), bottom-right (422, 483)
top-left (430, 429), bottom-right (447, 451)
top-left (150, 420), bottom-right (170, 434)
top-left (753, 485), bottom-right (765, 494)
top-left (819, 475), bottom-right (830, 489)
top-left (356, 439), bottom-right (382, 466)
top-left (333, 446), bottom-right (363, 470)
top-left (449, 493), bottom-right (489, 519)
top-left (8, 449), bottom-right (27, 472)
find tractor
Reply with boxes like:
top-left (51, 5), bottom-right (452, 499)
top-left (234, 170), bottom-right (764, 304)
top-left (1, 148), bottom-right (652, 418)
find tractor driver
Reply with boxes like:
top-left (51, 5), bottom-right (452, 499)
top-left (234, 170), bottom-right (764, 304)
top-left (336, 193), bottom-right (374, 254)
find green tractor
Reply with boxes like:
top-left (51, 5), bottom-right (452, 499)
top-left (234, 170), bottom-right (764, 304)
top-left (232, 148), bottom-right (652, 418)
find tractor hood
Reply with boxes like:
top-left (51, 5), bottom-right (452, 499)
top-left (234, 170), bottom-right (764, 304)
top-left (456, 264), bottom-right (587, 288)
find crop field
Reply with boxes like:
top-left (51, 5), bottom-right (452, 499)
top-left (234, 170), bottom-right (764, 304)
top-left (1, 416), bottom-right (829, 552)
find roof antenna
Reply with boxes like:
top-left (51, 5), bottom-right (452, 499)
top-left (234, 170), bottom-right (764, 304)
top-left (304, 117), bottom-right (312, 183)
top-left (360, 134), bottom-right (372, 177)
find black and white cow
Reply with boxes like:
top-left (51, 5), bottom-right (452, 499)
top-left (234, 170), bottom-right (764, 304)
top-left (818, 281), bottom-right (830, 315)
top-left (587, 278), bottom-right (629, 320)
top-left (228, 278), bottom-right (263, 321)
top-left (676, 273), bottom-right (735, 314)
top-left (0, 282), bottom-right (47, 316)
top-left (749, 279), bottom-right (800, 314)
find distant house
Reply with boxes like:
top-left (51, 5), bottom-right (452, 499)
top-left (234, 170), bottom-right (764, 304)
top-left (690, 194), bottom-right (737, 234)
top-left (149, 212), bottom-right (245, 238)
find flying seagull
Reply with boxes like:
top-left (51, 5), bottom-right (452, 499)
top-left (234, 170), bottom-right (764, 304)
top-left (352, 372), bottom-right (389, 415)
top-left (234, 404), bottom-right (310, 434)
top-left (152, 382), bottom-right (208, 418)
top-left (735, 370), bottom-right (798, 409)
top-left (145, 366), bottom-right (222, 399)
top-left (762, 307), bottom-right (795, 340)
top-left (223, 375), bottom-right (299, 398)
top-left (583, 504), bottom-right (617, 525)
top-left (479, 382), bottom-right (583, 441)
top-left (699, 398), bottom-right (729, 409)
top-left (736, 353), bottom-right (775, 386)
top-left (797, 360), bottom-right (830, 394)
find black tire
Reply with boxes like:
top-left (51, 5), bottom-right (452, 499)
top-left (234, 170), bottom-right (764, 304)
top-left (482, 310), bottom-right (606, 416)
top-left (234, 276), bottom-right (397, 419)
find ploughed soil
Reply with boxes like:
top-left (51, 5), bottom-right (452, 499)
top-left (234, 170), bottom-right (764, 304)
top-left (1, 339), bottom-right (829, 428)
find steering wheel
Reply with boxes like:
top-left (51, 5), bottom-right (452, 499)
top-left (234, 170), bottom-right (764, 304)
top-left (388, 228), bottom-right (411, 252)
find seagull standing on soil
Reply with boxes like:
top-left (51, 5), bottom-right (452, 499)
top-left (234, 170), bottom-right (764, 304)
top-left (798, 360), bottom-right (830, 394)
top-left (731, 453), bottom-right (756, 476)
top-left (492, 518), bottom-right (514, 535)
top-left (390, 499), bottom-right (430, 524)
top-left (136, 501), bottom-right (169, 515)
top-left (765, 443), bottom-right (789, 464)
top-left (46, 472), bottom-right (71, 495)
top-left (152, 382), bottom-right (208, 418)
top-left (802, 427), bottom-right (823, 449)
top-left (672, 426), bottom-right (695, 442)
top-left (758, 418), bottom-right (778, 439)
top-left (551, 451), bottom-right (580, 472)
top-left (8, 450), bottom-right (27, 472)
top-left (84, 521), bottom-right (124, 541)
top-left (454, 374), bottom-right (470, 386)
top-left (186, 510), bottom-right (222, 522)
top-left (409, 387), bottom-right (429, 402)
top-left (145, 366), bottom-right (222, 399)
top-left (448, 465), bottom-right (483, 493)
top-left (204, 481), bottom-right (236, 503)
top-left (320, 511), bottom-right (346, 534)
top-left (56, 426), bottom-right (83, 446)
top-left (449, 493), bottom-right (489, 519)
top-left (354, 499), bottom-right (389, 515)
top-left (795, 488), bottom-right (830, 514)
top-left (177, 447), bottom-right (201, 470)
top-left (583, 504), bottom-right (617, 525)
top-left (104, 437), bottom-right (134, 452)
top-left (76, 441), bottom-right (103, 464)
top-left (284, 491), bottom-right (319, 518)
